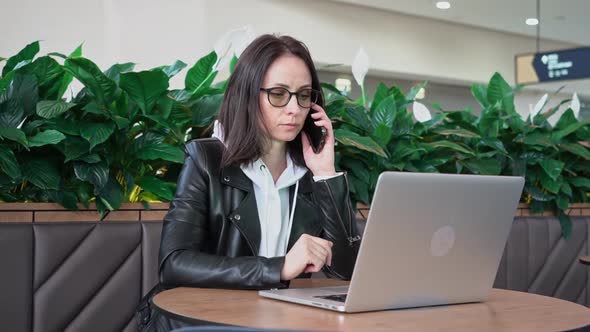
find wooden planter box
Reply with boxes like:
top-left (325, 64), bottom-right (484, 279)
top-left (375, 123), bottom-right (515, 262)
top-left (0, 202), bottom-right (171, 223)
top-left (356, 203), bottom-right (590, 221)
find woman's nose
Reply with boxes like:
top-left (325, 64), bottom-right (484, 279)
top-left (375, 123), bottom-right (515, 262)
top-left (284, 96), bottom-right (303, 115)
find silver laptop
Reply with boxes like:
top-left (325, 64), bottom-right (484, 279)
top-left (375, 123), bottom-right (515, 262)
top-left (259, 171), bottom-right (525, 312)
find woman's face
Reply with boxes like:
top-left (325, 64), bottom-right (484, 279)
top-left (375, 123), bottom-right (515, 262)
top-left (259, 54), bottom-right (312, 145)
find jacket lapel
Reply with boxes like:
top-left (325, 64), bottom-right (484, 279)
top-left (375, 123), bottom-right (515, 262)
top-left (220, 164), bottom-right (261, 255)
top-left (220, 166), bottom-right (322, 255)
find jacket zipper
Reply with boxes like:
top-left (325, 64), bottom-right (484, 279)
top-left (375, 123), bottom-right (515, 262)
top-left (323, 180), bottom-right (357, 247)
top-left (343, 174), bottom-right (361, 245)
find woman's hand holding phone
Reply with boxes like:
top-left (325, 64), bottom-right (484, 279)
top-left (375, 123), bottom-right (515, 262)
top-left (301, 104), bottom-right (336, 177)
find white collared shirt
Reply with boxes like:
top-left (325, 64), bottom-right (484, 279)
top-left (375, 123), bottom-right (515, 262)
top-left (213, 120), bottom-right (342, 257)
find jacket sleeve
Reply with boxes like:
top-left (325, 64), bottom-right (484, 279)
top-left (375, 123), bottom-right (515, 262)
top-left (158, 142), bottom-right (288, 290)
top-left (312, 173), bottom-right (361, 280)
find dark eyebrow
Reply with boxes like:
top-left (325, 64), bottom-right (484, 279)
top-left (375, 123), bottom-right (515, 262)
top-left (270, 83), bottom-right (312, 90)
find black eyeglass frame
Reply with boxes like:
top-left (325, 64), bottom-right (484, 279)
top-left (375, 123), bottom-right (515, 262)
top-left (259, 87), bottom-right (321, 108)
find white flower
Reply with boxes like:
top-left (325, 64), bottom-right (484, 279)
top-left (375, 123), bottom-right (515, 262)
top-left (531, 93), bottom-right (548, 122)
top-left (213, 25), bottom-right (256, 72)
top-left (413, 101), bottom-right (432, 123)
top-left (352, 47), bottom-right (369, 88)
top-left (571, 92), bottom-right (580, 119)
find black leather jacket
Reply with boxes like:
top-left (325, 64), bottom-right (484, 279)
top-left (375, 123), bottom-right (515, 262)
top-left (158, 138), bottom-right (361, 290)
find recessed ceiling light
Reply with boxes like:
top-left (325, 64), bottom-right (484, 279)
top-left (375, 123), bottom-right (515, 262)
top-left (436, 1), bottom-right (451, 10)
top-left (526, 18), bottom-right (539, 26)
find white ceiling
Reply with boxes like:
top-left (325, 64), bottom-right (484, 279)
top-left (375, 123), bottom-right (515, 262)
top-left (327, 0), bottom-right (590, 97)
top-left (329, 0), bottom-right (590, 45)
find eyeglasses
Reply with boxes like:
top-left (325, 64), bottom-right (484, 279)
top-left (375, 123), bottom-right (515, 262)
top-left (259, 87), bottom-right (320, 109)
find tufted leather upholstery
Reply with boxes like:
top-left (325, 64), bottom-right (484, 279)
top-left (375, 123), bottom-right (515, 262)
top-left (1, 217), bottom-right (589, 332)
top-left (494, 217), bottom-right (590, 306)
top-left (0, 222), bottom-right (162, 332)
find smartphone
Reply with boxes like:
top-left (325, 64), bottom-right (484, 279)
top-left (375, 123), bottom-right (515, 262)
top-left (303, 109), bottom-right (327, 154)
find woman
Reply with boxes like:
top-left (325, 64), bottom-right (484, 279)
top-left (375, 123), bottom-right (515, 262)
top-left (138, 34), bottom-right (360, 331)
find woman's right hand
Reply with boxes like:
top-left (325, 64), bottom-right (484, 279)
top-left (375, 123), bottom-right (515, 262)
top-left (280, 234), bottom-right (333, 280)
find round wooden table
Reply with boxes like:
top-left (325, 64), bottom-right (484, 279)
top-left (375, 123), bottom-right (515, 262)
top-left (579, 256), bottom-right (590, 265)
top-left (153, 279), bottom-right (590, 331)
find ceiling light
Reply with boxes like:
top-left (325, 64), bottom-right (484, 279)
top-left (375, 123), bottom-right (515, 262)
top-left (436, 1), bottom-right (451, 10)
top-left (526, 18), bottom-right (539, 26)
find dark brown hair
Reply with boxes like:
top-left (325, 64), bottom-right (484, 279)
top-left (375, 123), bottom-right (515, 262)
top-left (217, 34), bottom-right (324, 168)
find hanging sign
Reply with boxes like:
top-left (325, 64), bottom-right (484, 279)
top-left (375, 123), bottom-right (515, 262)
top-left (515, 47), bottom-right (590, 84)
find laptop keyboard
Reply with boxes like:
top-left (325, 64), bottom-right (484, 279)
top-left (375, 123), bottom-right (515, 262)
top-left (314, 294), bottom-right (347, 302)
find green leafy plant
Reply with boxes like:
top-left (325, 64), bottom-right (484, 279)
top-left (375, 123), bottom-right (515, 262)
top-left (1, 42), bottom-right (588, 236)
top-left (0, 41), bottom-right (227, 216)
top-left (323, 72), bottom-right (590, 237)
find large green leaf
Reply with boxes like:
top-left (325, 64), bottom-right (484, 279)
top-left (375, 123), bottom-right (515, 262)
top-left (554, 108), bottom-right (577, 131)
top-left (62, 136), bottom-right (90, 162)
top-left (539, 159), bottom-right (564, 181)
top-left (561, 181), bottom-right (573, 197)
top-left (341, 158), bottom-right (370, 184)
top-left (486, 72), bottom-right (515, 115)
top-left (55, 43), bottom-right (83, 99)
top-left (370, 83), bottom-right (389, 113)
top-left (2, 41), bottom-right (40, 76)
top-left (97, 177), bottom-right (124, 210)
top-left (22, 158), bottom-right (60, 190)
top-left (0, 127), bottom-right (28, 147)
top-left (480, 138), bottom-right (508, 154)
top-left (28, 130), bottom-right (66, 147)
top-left (435, 128), bottom-right (480, 138)
top-left (74, 161), bottom-right (109, 190)
top-left (371, 123), bottom-right (393, 147)
top-left (192, 94), bottom-right (223, 127)
top-left (526, 185), bottom-right (554, 202)
top-left (462, 158), bottom-right (502, 175)
top-left (47, 118), bottom-right (80, 136)
top-left (391, 141), bottom-right (426, 162)
top-left (136, 176), bottom-right (174, 201)
top-left (478, 111), bottom-right (500, 138)
top-left (521, 132), bottom-right (554, 147)
top-left (36, 100), bottom-right (76, 118)
top-left (0, 71), bottom-right (16, 93)
top-left (349, 173), bottom-right (370, 204)
top-left (334, 129), bottom-right (387, 157)
top-left (157, 60), bottom-right (187, 78)
top-left (0, 145), bottom-right (21, 179)
top-left (64, 57), bottom-right (118, 106)
top-left (6, 74), bottom-right (38, 117)
top-left (471, 84), bottom-right (488, 109)
top-left (569, 177), bottom-right (590, 189)
top-left (427, 140), bottom-right (473, 155)
top-left (342, 104), bottom-right (372, 131)
top-left (136, 143), bottom-right (184, 163)
top-left (0, 97), bottom-right (24, 128)
top-left (120, 70), bottom-right (169, 114)
top-left (371, 95), bottom-right (396, 128)
top-left (21, 56), bottom-right (63, 89)
top-left (560, 143), bottom-right (590, 160)
top-left (540, 175), bottom-right (561, 194)
top-left (321, 82), bottom-right (343, 96)
top-left (80, 122), bottom-right (115, 150)
top-left (47, 190), bottom-right (79, 210)
top-left (186, 51), bottom-right (218, 93)
top-left (104, 62), bottom-right (136, 83)
top-left (552, 118), bottom-right (590, 141)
